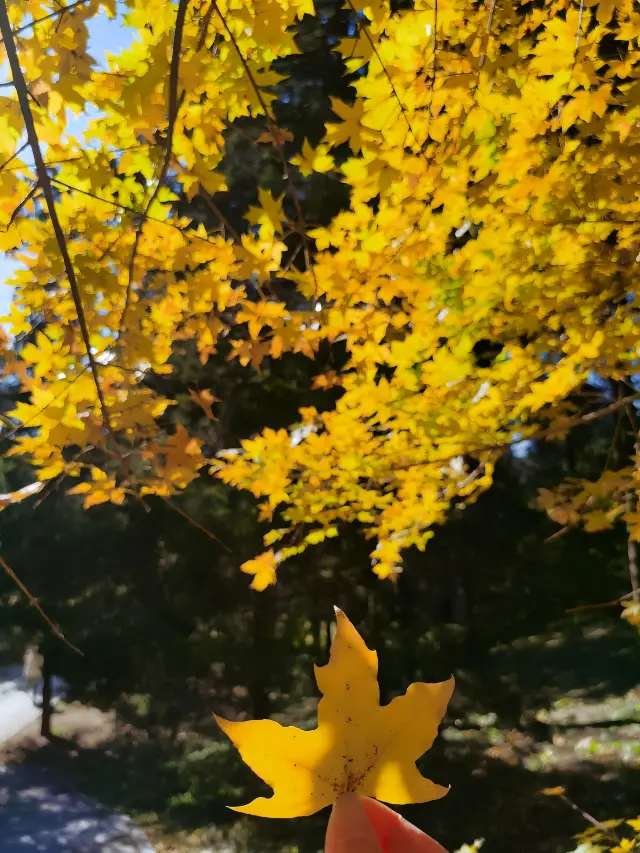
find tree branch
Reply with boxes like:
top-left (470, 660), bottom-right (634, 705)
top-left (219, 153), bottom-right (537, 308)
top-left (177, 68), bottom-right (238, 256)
top-left (478, 0), bottom-right (497, 70)
top-left (52, 178), bottom-right (223, 246)
top-left (120, 0), bottom-right (189, 334)
top-left (0, 0), bottom-right (115, 438)
top-left (0, 554), bottom-right (82, 655)
top-left (344, 0), bottom-right (423, 151)
top-left (200, 188), bottom-right (241, 242)
top-left (211, 0), bottom-right (317, 288)
top-left (0, 141), bottom-right (28, 174)
top-left (6, 182), bottom-right (39, 230)
top-left (161, 495), bottom-right (231, 552)
top-left (395, 392), bottom-right (640, 471)
top-left (3, 0), bottom-right (90, 41)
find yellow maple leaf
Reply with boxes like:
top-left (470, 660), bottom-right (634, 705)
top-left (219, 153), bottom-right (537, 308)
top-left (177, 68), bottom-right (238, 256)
top-left (67, 467), bottom-right (126, 508)
top-left (256, 127), bottom-right (294, 145)
top-left (326, 98), bottom-right (365, 152)
top-left (245, 188), bottom-right (287, 238)
top-left (1, 304), bottom-right (31, 337)
top-left (612, 839), bottom-right (636, 853)
top-left (290, 139), bottom-right (335, 177)
top-left (240, 549), bottom-right (279, 591)
top-left (188, 387), bottom-right (220, 421)
top-left (215, 608), bottom-right (453, 817)
top-left (621, 600), bottom-right (640, 628)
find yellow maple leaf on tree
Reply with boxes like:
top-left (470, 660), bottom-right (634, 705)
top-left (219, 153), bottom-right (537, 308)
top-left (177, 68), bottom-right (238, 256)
top-left (240, 549), bottom-right (279, 591)
top-left (188, 387), bottom-right (220, 421)
top-left (290, 139), bottom-right (335, 176)
top-left (215, 608), bottom-right (454, 817)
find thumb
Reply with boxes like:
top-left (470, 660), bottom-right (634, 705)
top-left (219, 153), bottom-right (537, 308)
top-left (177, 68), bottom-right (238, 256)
top-left (325, 793), bottom-right (383, 853)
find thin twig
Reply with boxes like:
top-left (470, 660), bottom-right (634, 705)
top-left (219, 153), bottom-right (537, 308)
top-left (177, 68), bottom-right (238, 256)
top-left (121, 0), bottom-right (189, 334)
top-left (544, 523), bottom-right (576, 543)
top-left (0, 554), bottom-right (82, 655)
top-left (0, 142), bottom-right (28, 174)
top-left (32, 445), bottom-right (95, 509)
top-left (396, 392), bottom-right (640, 471)
top-left (559, 793), bottom-right (621, 845)
top-left (161, 495), bottom-right (231, 551)
top-left (344, 0), bottom-right (422, 152)
top-left (200, 188), bottom-right (241, 242)
top-left (282, 242), bottom-right (303, 274)
top-left (478, 0), bottom-right (497, 69)
top-left (5, 182), bottom-right (39, 231)
top-left (0, 367), bottom-right (89, 449)
top-left (51, 178), bottom-right (222, 246)
top-left (566, 591), bottom-right (635, 614)
top-left (0, 0), bottom-right (115, 438)
top-left (7, 0), bottom-right (89, 39)
top-left (575, 0), bottom-right (585, 50)
top-left (211, 0), bottom-right (317, 287)
top-left (0, 143), bottom-right (151, 175)
top-left (195, 0), bottom-right (214, 52)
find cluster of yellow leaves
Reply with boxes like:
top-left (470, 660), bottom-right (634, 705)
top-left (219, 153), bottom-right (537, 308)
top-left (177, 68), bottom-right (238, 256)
top-left (542, 789), bottom-right (640, 852)
top-left (538, 469), bottom-right (638, 536)
top-left (571, 816), bottom-right (640, 853)
top-left (1, 0), bottom-right (640, 582)
top-left (216, 608), bottom-right (453, 816)
top-left (620, 599), bottom-right (640, 628)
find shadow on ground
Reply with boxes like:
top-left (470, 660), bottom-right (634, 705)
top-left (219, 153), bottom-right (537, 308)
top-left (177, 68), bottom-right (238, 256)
top-left (0, 763), bottom-right (152, 853)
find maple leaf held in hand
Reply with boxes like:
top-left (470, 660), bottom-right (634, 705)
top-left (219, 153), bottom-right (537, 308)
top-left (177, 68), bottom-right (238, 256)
top-left (215, 608), bottom-right (454, 817)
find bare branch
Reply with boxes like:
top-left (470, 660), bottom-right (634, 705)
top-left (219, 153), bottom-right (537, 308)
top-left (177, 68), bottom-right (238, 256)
top-left (0, 554), bottom-right (82, 655)
top-left (161, 495), bottom-right (231, 551)
top-left (5, 182), bottom-right (39, 230)
top-left (200, 188), bottom-right (241, 242)
top-left (566, 591), bottom-right (636, 613)
top-left (0, 141), bottom-right (28, 174)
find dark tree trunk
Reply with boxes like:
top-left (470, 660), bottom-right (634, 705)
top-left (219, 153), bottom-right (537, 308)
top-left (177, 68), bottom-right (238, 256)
top-left (250, 589), bottom-right (275, 718)
top-left (40, 655), bottom-right (53, 739)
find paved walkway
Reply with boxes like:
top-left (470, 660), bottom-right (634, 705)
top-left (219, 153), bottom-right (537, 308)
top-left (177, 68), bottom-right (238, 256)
top-left (0, 668), bottom-right (155, 852)
top-left (0, 666), bottom-right (66, 744)
top-left (0, 764), bottom-right (154, 852)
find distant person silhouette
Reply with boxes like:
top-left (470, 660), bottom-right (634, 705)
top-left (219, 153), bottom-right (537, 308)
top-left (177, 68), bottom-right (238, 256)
top-left (325, 794), bottom-right (447, 853)
top-left (22, 645), bottom-right (43, 703)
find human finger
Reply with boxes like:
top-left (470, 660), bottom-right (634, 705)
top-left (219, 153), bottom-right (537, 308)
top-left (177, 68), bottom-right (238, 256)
top-left (325, 793), bottom-right (383, 853)
top-left (361, 797), bottom-right (448, 853)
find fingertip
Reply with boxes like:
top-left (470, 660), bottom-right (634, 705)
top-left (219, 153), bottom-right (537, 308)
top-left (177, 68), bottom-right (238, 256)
top-left (326, 794), bottom-right (382, 853)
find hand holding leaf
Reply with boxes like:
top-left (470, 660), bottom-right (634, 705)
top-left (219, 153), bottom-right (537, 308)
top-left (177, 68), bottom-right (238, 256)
top-left (216, 608), bottom-right (454, 818)
top-left (326, 794), bottom-right (448, 853)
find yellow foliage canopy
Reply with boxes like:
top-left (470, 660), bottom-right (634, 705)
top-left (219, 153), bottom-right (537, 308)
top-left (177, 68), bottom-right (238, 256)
top-left (1, 0), bottom-right (640, 581)
top-left (215, 608), bottom-right (453, 817)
